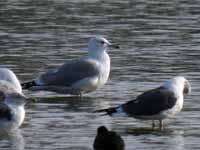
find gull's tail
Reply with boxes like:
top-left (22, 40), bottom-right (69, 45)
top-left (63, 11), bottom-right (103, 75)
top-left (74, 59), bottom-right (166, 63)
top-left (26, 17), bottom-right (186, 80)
top-left (21, 81), bottom-right (37, 89)
top-left (94, 105), bottom-right (128, 117)
top-left (94, 107), bottom-right (117, 116)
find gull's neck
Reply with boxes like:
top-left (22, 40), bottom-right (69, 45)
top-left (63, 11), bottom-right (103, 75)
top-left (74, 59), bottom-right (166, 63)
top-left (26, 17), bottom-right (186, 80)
top-left (88, 48), bottom-right (108, 60)
top-left (163, 81), bottom-right (183, 99)
top-left (10, 104), bottom-right (25, 128)
top-left (88, 47), bottom-right (110, 86)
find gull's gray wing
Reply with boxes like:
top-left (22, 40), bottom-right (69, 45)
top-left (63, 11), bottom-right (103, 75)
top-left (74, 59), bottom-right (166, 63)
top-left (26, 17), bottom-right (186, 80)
top-left (0, 102), bottom-right (12, 121)
top-left (37, 58), bottom-right (100, 86)
top-left (122, 87), bottom-right (177, 116)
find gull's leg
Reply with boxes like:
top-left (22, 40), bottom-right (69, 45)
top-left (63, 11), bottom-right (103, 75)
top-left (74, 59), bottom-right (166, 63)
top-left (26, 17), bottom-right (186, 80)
top-left (152, 120), bottom-right (156, 129)
top-left (159, 120), bottom-right (163, 130)
top-left (79, 92), bottom-right (83, 99)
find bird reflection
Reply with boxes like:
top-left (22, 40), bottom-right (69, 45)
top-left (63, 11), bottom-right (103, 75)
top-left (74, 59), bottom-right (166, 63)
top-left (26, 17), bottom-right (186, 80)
top-left (125, 127), bottom-right (185, 150)
top-left (126, 127), bottom-right (176, 136)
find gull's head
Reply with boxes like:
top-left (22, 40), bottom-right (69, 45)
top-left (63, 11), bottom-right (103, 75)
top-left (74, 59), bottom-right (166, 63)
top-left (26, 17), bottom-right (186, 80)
top-left (163, 76), bottom-right (191, 96)
top-left (5, 92), bottom-right (27, 106)
top-left (88, 36), bottom-right (119, 53)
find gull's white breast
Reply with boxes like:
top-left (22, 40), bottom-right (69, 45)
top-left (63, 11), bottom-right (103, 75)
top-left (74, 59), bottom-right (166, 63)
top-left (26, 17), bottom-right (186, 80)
top-left (0, 105), bottom-right (25, 130)
top-left (97, 52), bottom-right (110, 87)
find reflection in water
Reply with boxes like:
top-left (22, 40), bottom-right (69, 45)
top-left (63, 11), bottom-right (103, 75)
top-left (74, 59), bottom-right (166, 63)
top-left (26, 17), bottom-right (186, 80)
top-left (0, 129), bottom-right (25, 150)
top-left (126, 127), bottom-right (175, 136)
top-left (124, 127), bottom-right (185, 150)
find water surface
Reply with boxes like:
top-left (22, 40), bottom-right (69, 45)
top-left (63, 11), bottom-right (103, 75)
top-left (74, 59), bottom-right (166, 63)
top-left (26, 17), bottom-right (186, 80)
top-left (0, 0), bottom-right (200, 149)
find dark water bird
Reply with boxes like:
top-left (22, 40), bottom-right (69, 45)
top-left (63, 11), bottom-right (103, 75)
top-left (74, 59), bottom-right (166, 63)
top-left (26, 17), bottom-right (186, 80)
top-left (95, 76), bottom-right (191, 130)
top-left (93, 126), bottom-right (125, 150)
top-left (22, 36), bottom-right (119, 97)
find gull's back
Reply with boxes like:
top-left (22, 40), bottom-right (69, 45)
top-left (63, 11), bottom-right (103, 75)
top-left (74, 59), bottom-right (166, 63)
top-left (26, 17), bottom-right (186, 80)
top-left (0, 68), bottom-right (22, 93)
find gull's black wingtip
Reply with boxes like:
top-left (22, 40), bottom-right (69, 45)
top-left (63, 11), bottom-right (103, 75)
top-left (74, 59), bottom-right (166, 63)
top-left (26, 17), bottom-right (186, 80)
top-left (21, 81), bottom-right (36, 89)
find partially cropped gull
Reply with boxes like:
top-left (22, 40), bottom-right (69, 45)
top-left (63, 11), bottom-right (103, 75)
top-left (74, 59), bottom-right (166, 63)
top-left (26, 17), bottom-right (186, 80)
top-left (0, 68), bottom-right (26, 130)
top-left (93, 126), bottom-right (125, 150)
top-left (95, 76), bottom-right (191, 129)
top-left (22, 36), bottom-right (119, 97)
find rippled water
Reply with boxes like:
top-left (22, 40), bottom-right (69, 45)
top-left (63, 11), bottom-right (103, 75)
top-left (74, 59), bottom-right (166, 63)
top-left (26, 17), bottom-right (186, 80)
top-left (0, 0), bottom-right (200, 149)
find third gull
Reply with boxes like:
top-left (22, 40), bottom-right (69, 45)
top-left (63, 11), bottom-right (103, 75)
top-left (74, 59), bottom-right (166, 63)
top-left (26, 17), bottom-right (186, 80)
top-left (0, 68), bottom-right (26, 130)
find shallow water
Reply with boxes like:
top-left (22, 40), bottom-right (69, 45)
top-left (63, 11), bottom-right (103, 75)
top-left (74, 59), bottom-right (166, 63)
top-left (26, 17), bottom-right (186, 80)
top-left (0, 0), bottom-right (200, 149)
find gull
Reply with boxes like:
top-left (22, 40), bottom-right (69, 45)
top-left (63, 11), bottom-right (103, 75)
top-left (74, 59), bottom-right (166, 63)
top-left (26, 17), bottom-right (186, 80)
top-left (0, 68), bottom-right (26, 130)
top-left (93, 126), bottom-right (125, 150)
top-left (95, 76), bottom-right (191, 130)
top-left (22, 36), bottom-right (119, 97)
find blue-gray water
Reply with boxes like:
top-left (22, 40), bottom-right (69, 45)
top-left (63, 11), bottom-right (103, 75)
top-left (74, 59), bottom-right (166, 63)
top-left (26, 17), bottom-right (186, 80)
top-left (0, 0), bottom-right (200, 149)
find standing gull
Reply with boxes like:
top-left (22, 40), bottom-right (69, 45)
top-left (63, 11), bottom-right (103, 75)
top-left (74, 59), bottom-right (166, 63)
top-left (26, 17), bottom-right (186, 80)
top-left (95, 76), bottom-right (191, 129)
top-left (22, 36), bottom-right (119, 96)
top-left (0, 68), bottom-right (26, 130)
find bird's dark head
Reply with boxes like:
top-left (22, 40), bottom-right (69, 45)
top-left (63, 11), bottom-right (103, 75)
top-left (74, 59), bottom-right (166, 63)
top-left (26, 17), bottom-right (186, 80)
top-left (97, 126), bottom-right (109, 135)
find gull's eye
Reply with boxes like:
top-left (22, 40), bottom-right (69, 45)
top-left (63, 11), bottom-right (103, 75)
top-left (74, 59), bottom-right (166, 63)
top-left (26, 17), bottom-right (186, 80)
top-left (100, 41), bottom-right (105, 44)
